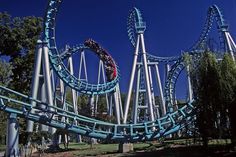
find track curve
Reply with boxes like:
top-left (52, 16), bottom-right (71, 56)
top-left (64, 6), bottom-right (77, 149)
top-left (59, 40), bottom-right (119, 83)
top-left (147, 53), bottom-right (180, 63)
top-left (164, 5), bottom-right (229, 111)
top-left (0, 2), bottom-right (232, 142)
top-left (128, 5), bottom-right (229, 113)
top-left (127, 7), bottom-right (145, 47)
top-left (0, 1), bottom-right (201, 141)
top-left (43, 0), bottom-right (119, 95)
top-left (40, 1), bottom-right (196, 140)
top-left (84, 39), bottom-right (118, 82)
top-left (0, 85), bottom-right (195, 141)
top-left (190, 5), bottom-right (228, 51)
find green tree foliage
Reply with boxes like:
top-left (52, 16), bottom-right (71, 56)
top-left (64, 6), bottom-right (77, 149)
top-left (0, 12), bottom-right (42, 94)
top-left (219, 54), bottom-right (236, 106)
top-left (218, 54), bottom-right (236, 146)
top-left (190, 52), bottom-right (236, 147)
top-left (77, 94), bottom-right (91, 117)
top-left (0, 59), bottom-right (13, 144)
top-left (0, 59), bottom-right (12, 85)
top-left (191, 52), bottom-right (220, 146)
top-left (0, 12), bottom-right (42, 146)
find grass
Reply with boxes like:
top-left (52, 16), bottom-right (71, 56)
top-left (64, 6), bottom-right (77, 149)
top-left (57, 142), bottom-right (150, 156)
top-left (1, 139), bottom-right (234, 156)
top-left (0, 145), bottom-right (5, 152)
top-left (33, 139), bottom-right (236, 156)
top-left (72, 143), bottom-right (118, 156)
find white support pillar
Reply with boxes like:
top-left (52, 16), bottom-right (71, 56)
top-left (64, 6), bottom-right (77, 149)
top-left (163, 63), bottom-right (170, 90)
top-left (140, 33), bottom-right (155, 121)
top-left (123, 36), bottom-right (140, 124)
top-left (68, 56), bottom-right (78, 114)
top-left (95, 60), bottom-right (109, 114)
top-left (133, 64), bottom-right (141, 124)
top-left (50, 70), bottom-right (56, 98)
top-left (27, 40), bottom-right (43, 132)
top-left (165, 64), bottom-right (170, 79)
top-left (225, 32), bottom-right (236, 61)
top-left (116, 85), bottom-right (124, 120)
top-left (154, 64), bottom-right (166, 116)
top-left (6, 113), bottom-right (19, 157)
top-left (227, 33), bottom-right (236, 50)
top-left (78, 51), bottom-right (88, 81)
top-left (108, 94), bottom-right (113, 116)
top-left (148, 62), bottom-right (159, 118)
top-left (113, 90), bottom-right (121, 124)
top-left (186, 65), bottom-right (193, 101)
top-left (42, 42), bottom-right (56, 134)
top-left (39, 82), bottom-right (49, 132)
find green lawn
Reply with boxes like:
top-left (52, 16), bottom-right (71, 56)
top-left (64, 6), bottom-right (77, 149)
top-left (1, 139), bottom-right (233, 156)
top-left (55, 139), bottom-right (234, 157)
top-left (62, 142), bottom-right (150, 156)
top-left (72, 143), bottom-right (118, 156)
top-left (0, 145), bottom-right (5, 152)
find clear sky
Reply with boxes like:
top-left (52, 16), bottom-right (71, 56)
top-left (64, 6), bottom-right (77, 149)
top-left (1, 0), bottom-right (236, 98)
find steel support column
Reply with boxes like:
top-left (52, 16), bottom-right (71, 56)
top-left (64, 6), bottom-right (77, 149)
top-left (154, 64), bottom-right (166, 116)
top-left (186, 65), bottom-right (193, 101)
top-left (6, 113), bottom-right (19, 157)
top-left (26, 40), bottom-right (43, 132)
top-left (42, 41), bottom-right (56, 134)
top-left (123, 36), bottom-right (140, 123)
top-left (132, 64), bottom-right (141, 124)
top-left (140, 34), bottom-right (155, 121)
top-left (225, 32), bottom-right (236, 61)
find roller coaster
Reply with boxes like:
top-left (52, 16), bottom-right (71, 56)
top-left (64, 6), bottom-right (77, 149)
top-left (0, 1), bottom-right (236, 156)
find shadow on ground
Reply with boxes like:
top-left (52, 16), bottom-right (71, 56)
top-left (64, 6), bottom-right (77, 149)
top-left (32, 144), bottom-right (236, 157)
top-left (127, 145), bottom-right (236, 157)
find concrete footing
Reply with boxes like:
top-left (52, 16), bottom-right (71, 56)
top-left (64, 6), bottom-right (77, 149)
top-left (118, 143), bottom-right (133, 153)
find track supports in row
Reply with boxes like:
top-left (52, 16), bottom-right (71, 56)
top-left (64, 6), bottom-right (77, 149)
top-left (123, 31), bottom-right (158, 124)
top-left (26, 40), bottom-right (55, 134)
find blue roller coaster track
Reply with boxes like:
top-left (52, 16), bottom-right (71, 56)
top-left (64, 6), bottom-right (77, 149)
top-left (163, 5), bottom-right (230, 110)
top-left (44, 1), bottom-right (119, 95)
top-left (0, 85), bottom-right (194, 141)
top-left (126, 5), bottom-right (231, 112)
top-left (0, 1), bottom-right (234, 144)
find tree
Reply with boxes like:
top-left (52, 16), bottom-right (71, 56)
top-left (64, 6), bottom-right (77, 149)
top-left (190, 52), bottom-right (221, 147)
top-left (0, 12), bottom-right (42, 147)
top-left (0, 12), bottom-right (42, 94)
top-left (0, 59), bottom-right (12, 144)
top-left (219, 54), bottom-right (236, 146)
top-left (0, 59), bottom-right (12, 86)
top-left (190, 51), bottom-right (236, 148)
top-left (229, 93), bottom-right (236, 148)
